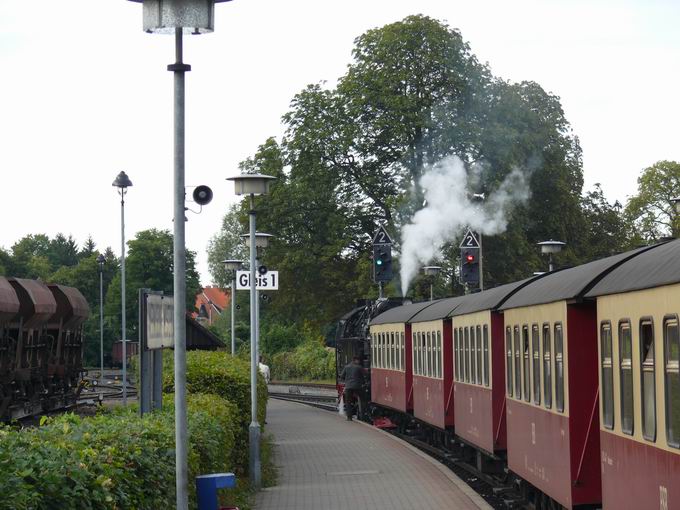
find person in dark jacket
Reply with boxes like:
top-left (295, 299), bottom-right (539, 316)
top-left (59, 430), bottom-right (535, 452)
top-left (340, 356), bottom-right (365, 421)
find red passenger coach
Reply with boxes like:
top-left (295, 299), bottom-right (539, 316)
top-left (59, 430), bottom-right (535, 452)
top-left (369, 301), bottom-right (435, 416)
top-left (499, 248), bottom-right (651, 509)
top-left (584, 240), bottom-right (680, 510)
top-left (450, 279), bottom-right (537, 455)
top-left (409, 297), bottom-right (465, 430)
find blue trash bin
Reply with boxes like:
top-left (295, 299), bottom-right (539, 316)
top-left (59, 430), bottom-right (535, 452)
top-left (195, 473), bottom-right (236, 510)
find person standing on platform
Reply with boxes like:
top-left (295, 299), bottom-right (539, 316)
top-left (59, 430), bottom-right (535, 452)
top-left (259, 355), bottom-right (271, 384)
top-left (340, 356), bottom-right (365, 421)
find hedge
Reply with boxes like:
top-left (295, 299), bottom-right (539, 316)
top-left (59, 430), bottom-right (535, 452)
top-left (270, 340), bottom-right (335, 381)
top-left (162, 350), bottom-right (268, 470)
top-left (0, 351), bottom-right (269, 509)
top-left (0, 393), bottom-right (238, 510)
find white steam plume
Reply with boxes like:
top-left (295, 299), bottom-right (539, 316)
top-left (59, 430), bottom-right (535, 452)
top-left (400, 156), bottom-right (530, 295)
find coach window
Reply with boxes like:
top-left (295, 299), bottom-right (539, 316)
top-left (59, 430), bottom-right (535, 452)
top-left (664, 316), bottom-right (680, 448)
top-left (376, 333), bottom-right (381, 369)
top-left (391, 331), bottom-right (396, 370)
top-left (506, 327), bottom-right (513, 396)
top-left (555, 323), bottom-right (565, 413)
top-left (476, 325), bottom-right (482, 385)
top-left (416, 332), bottom-right (421, 375)
top-left (542, 324), bottom-right (552, 409)
top-left (601, 322), bottom-right (614, 429)
top-left (522, 326), bottom-right (530, 402)
top-left (385, 331), bottom-right (394, 370)
top-left (464, 327), bottom-right (470, 382)
top-left (418, 332), bottom-right (423, 376)
top-left (383, 332), bottom-right (388, 369)
top-left (454, 329), bottom-right (459, 381)
top-left (413, 332), bottom-right (418, 375)
top-left (371, 334), bottom-right (375, 368)
top-left (532, 325), bottom-right (541, 405)
top-left (400, 332), bottom-right (405, 371)
top-left (514, 326), bottom-right (521, 399)
top-left (437, 331), bottom-right (442, 378)
top-left (471, 327), bottom-right (478, 384)
top-left (640, 319), bottom-right (656, 442)
top-left (619, 321), bottom-right (634, 435)
top-left (483, 325), bottom-right (490, 387)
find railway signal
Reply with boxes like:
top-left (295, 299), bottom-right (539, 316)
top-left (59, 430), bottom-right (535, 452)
top-left (460, 229), bottom-right (480, 287)
top-left (373, 244), bottom-right (393, 282)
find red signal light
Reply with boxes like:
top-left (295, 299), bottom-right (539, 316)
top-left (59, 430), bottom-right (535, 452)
top-left (466, 254), bottom-right (475, 263)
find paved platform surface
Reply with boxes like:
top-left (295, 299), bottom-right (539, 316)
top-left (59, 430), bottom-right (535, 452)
top-left (255, 399), bottom-right (491, 510)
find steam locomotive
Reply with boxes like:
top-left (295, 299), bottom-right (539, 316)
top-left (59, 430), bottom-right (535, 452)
top-left (336, 240), bottom-right (680, 509)
top-left (0, 276), bottom-right (88, 421)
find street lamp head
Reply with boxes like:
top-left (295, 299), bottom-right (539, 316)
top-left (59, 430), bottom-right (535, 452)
top-left (537, 240), bottom-right (566, 255)
top-left (227, 173), bottom-right (276, 196)
top-left (112, 171), bottom-right (133, 189)
top-left (422, 266), bottom-right (442, 277)
top-left (96, 254), bottom-right (106, 267)
top-left (241, 232), bottom-right (274, 249)
top-left (222, 259), bottom-right (244, 271)
top-left (127, 0), bottom-right (233, 35)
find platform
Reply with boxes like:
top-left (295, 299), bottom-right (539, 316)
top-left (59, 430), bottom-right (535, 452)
top-left (255, 399), bottom-right (491, 510)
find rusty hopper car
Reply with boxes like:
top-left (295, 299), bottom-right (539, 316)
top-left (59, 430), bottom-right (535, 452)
top-left (0, 276), bottom-right (89, 420)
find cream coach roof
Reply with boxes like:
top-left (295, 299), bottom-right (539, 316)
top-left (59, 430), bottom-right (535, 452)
top-left (584, 239), bottom-right (680, 297)
top-left (499, 245), bottom-right (656, 310)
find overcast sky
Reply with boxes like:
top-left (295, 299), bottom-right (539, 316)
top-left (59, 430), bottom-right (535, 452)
top-left (1, 0), bottom-right (679, 284)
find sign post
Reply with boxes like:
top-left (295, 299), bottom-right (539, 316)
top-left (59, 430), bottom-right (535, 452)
top-left (236, 271), bottom-right (279, 290)
top-left (372, 226), bottom-right (393, 299)
top-left (459, 229), bottom-right (482, 290)
top-left (139, 289), bottom-right (174, 415)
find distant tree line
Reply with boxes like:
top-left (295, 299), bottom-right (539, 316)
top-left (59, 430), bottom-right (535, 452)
top-left (0, 229), bottom-right (200, 367)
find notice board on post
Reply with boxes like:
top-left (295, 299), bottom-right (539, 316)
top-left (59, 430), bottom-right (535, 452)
top-left (145, 293), bottom-right (174, 350)
top-left (139, 290), bottom-right (173, 415)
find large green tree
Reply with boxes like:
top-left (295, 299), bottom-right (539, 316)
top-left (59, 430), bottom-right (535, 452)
top-left (105, 229), bottom-right (201, 343)
top-left (213, 15), bottom-right (600, 330)
top-left (625, 160), bottom-right (680, 241)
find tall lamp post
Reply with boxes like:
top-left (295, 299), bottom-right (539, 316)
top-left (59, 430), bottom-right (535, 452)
top-left (227, 173), bottom-right (276, 488)
top-left (537, 240), bottom-right (566, 272)
top-left (126, 2), bottom-right (233, 509)
top-left (422, 266), bottom-right (442, 301)
top-left (240, 232), bottom-right (273, 360)
top-left (671, 198), bottom-right (680, 235)
top-left (96, 254), bottom-right (106, 381)
top-left (223, 259), bottom-right (244, 356)
top-left (112, 171), bottom-right (132, 404)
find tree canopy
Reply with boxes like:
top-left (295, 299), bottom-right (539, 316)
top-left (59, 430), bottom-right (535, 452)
top-left (207, 15), bottom-right (638, 333)
top-left (625, 160), bottom-right (680, 241)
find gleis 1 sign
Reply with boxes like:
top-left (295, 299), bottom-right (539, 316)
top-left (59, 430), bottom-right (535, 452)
top-left (236, 271), bottom-right (279, 290)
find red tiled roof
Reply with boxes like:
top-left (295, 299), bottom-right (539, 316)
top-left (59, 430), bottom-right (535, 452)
top-left (193, 287), bottom-right (231, 323)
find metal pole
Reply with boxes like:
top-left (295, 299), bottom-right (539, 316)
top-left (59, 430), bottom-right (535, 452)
top-left (430, 283), bottom-right (433, 301)
top-left (99, 267), bottom-right (104, 381)
top-left (479, 232), bottom-right (484, 291)
top-left (379, 281), bottom-right (384, 299)
top-left (249, 193), bottom-right (261, 488)
top-left (170, 27), bottom-right (190, 510)
top-left (231, 279), bottom-right (236, 356)
top-left (549, 254), bottom-right (554, 272)
top-left (120, 189), bottom-right (127, 405)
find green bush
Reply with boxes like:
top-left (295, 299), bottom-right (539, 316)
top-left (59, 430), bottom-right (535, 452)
top-left (162, 350), bottom-right (268, 470)
top-left (0, 393), bottom-right (238, 510)
top-left (260, 322), bottom-right (303, 356)
top-left (270, 337), bottom-right (335, 381)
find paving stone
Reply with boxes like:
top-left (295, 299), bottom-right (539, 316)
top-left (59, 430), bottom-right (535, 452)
top-left (255, 399), bottom-right (492, 510)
